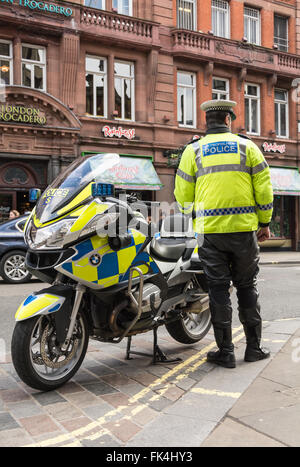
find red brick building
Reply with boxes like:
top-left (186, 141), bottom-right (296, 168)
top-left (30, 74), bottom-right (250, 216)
top-left (1, 0), bottom-right (300, 247)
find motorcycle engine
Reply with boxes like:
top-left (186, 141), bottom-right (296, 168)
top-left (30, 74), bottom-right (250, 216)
top-left (133, 284), bottom-right (162, 313)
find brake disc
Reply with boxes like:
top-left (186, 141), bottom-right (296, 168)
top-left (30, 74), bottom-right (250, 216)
top-left (40, 323), bottom-right (80, 369)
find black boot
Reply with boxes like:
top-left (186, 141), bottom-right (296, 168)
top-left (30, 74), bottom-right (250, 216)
top-left (238, 299), bottom-right (270, 362)
top-left (243, 324), bottom-right (270, 362)
top-left (207, 327), bottom-right (236, 369)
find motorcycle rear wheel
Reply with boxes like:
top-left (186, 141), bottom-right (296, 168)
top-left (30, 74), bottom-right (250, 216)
top-left (11, 313), bottom-right (89, 392)
top-left (165, 307), bottom-right (211, 344)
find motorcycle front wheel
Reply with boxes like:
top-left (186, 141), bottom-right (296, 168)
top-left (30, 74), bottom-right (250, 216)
top-left (11, 313), bottom-right (89, 392)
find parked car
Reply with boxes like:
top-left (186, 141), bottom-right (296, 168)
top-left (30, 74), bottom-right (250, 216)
top-left (0, 216), bottom-right (31, 284)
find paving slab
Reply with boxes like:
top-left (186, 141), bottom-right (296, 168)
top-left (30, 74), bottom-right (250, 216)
top-left (237, 404), bottom-right (300, 447)
top-left (201, 418), bottom-right (285, 447)
top-left (127, 413), bottom-right (216, 447)
top-left (202, 327), bottom-right (300, 447)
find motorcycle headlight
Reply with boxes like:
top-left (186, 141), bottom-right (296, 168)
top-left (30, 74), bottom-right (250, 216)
top-left (26, 219), bottom-right (75, 250)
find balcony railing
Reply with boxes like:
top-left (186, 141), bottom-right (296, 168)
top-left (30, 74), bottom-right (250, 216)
top-left (80, 8), bottom-right (158, 44)
top-left (172, 29), bottom-right (300, 76)
top-left (277, 53), bottom-right (300, 71)
top-left (172, 30), bottom-right (211, 51)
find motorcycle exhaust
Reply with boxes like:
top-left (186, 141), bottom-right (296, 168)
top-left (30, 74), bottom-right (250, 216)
top-left (185, 296), bottom-right (210, 314)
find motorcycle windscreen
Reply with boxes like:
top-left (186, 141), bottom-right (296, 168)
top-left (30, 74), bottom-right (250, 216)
top-left (35, 153), bottom-right (120, 224)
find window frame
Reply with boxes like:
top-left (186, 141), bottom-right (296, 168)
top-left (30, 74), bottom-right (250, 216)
top-left (177, 0), bottom-right (197, 31)
top-left (85, 55), bottom-right (108, 119)
top-left (212, 77), bottom-right (230, 100)
top-left (0, 39), bottom-right (13, 86)
top-left (244, 83), bottom-right (261, 136)
top-left (84, 0), bottom-right (106, 10)
top-left (274, 14), bottom-right (288, 52)
top-left (114, 59), bottom-right (135, 122)
top-left (211, 0), bottom-right (230, 39)
top-left (244, 6), bottom-right (261, 46)
top-left (21, 43), bottom-right (46, 92)
top-left (113, 0), bottom-right (133, 16)
top-left (177, 70), bottom-right (197, 129)
top-left (275, 88), bottom-right (289, 139)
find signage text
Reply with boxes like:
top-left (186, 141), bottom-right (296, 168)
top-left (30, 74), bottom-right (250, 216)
top-left (1, 0), bottom-right (73, 17)
top-left (262, 142), bottom-right (286, 154)
top-left (102, 125), bottom-right (136, 140)
top-left (0, 105), bottom-right (47, 125)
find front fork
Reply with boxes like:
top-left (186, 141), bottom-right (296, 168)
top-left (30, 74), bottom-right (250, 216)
top-left (61, 283), bottom-right (86, 351)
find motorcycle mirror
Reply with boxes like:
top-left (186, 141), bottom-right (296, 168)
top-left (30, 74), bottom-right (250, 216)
top-left (29, 188), bottom-right (41, 202)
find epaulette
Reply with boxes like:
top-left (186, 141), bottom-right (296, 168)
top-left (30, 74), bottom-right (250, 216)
top-left (237, 133), bottom-right (251, 140)
top-left (187, 136), bottom-right (202, 145)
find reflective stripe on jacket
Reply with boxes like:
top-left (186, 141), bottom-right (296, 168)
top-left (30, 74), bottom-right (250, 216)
top-left (174, 132), bottom-right (274, 234)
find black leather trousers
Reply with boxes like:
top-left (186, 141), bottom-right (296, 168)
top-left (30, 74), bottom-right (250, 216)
top-left (198, 232), bottom-right (262, 350)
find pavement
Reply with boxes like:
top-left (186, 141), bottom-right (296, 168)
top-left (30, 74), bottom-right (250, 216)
top-left (259, 249), bottom-right (300, 265)
top-left (0, 249), bottom-right (299, 447)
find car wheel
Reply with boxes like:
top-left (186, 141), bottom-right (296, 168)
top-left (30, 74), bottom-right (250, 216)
top-left (0, 250), bottom-right (32, 284)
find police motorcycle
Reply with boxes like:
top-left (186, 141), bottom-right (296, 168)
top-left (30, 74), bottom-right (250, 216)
top-left (11, 153), bottom-right (211, 391)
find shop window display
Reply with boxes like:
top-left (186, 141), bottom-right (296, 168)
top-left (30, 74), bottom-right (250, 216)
top-left (269, 196), bottom-right (292, 238)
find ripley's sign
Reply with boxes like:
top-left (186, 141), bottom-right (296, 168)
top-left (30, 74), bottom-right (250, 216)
top-left (0, 0), bottom-right (73, 17)
top-left (262, 142), bottom-right (286, 154)
top-left (0, 105), bottom-right (47, 125)
top-left (102, 125), bottom-right (136, 140)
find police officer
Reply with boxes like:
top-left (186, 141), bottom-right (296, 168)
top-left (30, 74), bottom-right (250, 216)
top-left (174, 99), bottom-right (274, 369)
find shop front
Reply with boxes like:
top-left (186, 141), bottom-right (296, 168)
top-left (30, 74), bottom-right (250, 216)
top-left (266, 167), bottom-right (300, 250)
top-left (0, 86), bottom-right (81, 221)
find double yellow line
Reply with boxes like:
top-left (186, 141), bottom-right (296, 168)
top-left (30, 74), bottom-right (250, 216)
top-left (26, 326), bottom-right (246, 447)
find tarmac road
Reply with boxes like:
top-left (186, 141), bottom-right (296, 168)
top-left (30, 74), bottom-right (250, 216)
top-left (0, 264), bottom-right (299, 346)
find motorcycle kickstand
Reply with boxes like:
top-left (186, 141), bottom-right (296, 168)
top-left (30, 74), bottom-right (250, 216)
top-left (152, 327), bottom-right (182, 365)
top-left (125, 328), bottom-right (182, 365)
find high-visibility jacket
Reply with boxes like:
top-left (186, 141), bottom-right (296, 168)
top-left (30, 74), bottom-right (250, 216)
top-left (174, 131), bottom-right (274, 234)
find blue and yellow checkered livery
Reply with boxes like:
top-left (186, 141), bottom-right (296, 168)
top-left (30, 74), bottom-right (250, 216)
top-left (57, 228), bottom-right (160, 289)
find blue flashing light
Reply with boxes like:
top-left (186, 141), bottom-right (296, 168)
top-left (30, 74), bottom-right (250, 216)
top-left (92, 183), bottom-right (114, 198)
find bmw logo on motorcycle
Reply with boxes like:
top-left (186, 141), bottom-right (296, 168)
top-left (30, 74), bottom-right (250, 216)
top-left (89, 254), bottom-right (102, 266)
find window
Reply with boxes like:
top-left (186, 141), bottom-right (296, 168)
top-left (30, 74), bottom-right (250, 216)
top-left (84, 0), bottom-right (105, 9)
top-left (244, 7), bottom-right (260, 45)
top-left (22, 45), bottom-right (46, 91)
top-left (114, 61), bottom-right (135, 121)
top-left (270, 196), bottom-right (292, 238)
top-left (275, 89), bottom-right (288, 138)
top-left (177, 0), bottom-right (196, 31)
top-left (177, 71), bottom-right (196, 128)
top-left (86, 56), bottom-right (107, 118)
top-left (245, 83), bottom-right (260, 135)
top-left (212, 0), bottom-right (230, 38)
top-left (274, 15), bottom-right (288, 51)
top-left (0, 40), bottom-right (13, 85)
top-left (212, 77), bottom-right (229, 100)
top-left (113, 0), bottom-right (132, 16)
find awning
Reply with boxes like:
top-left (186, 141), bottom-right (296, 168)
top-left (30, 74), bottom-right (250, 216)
top-left (103, 155), bottom-right (163, 191)
top-left (270, 167), bottom-right (300, 196)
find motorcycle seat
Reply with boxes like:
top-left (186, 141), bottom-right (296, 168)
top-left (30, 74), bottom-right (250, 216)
top-left (150, 237), bottom-right (188, 262)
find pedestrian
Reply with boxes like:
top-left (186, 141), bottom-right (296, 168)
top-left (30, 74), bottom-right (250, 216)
top-left (9, 210), bottom-right (20, 220)
top-left (174, 99), bottom-right (274, 369)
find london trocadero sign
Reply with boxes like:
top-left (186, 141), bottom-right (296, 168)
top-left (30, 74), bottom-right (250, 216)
top-left (0, 0), bottom-right (73, 17)
top-left (0, 104), bottom-right (47, 125)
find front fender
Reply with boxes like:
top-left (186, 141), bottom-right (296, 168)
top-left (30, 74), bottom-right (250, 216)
top-left (15, 292), bottom-right (66, 322)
